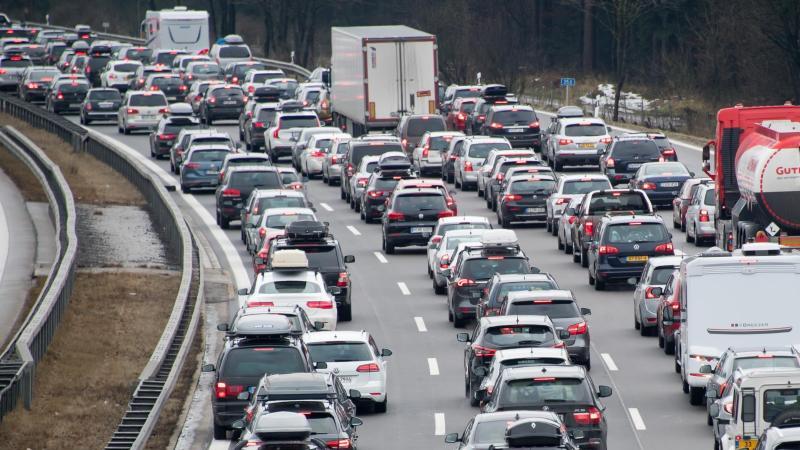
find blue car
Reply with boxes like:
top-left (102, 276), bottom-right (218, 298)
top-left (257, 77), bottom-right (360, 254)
top-left (628, 161), bottom-right (694, 204)
top-left (180, 145), bottom-right (232, 193)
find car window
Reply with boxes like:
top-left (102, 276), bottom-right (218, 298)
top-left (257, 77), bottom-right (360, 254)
top-left (492, 110), bottom-right (536, 126)
top-left (113, 62), bottom-right (140, 72)
top-left (257, 196), bottom-right (305, 210)
top-left (293, 246), bottom-right (340, 269)
top-left (280, 116), bottom-right (319, 129)
top-left (393, 194), bottom-right (447, 213)
top-left (228, 157), bottom-right (268, 167)
top-left (510, 179), bottom-right (556, 194)
top-left (89, 90), bottom-right (120, 100)
top-left (221, 347), bottom-right (306, 377)
top-left (211, 87), bottom-right (243, 98)
top-left (129, 94), bottom-right (167, 107)
top-left (610, 140), bottom-right (661, 158)
top-left (57, 82), bottom-right (89, 93)
top-left (29, 70), bottom-right (58, 82)
top-left (152, 76), bottom-right (182, 88)
top-left (506, 300), bottom-right (580, 319)
top-left (472, 420), bottom-right (511, 445)
top-left (256, 109), bottom-right (277, 123)
top-left (264, 213), bottom-right (315, 229)
top-left (502, 357), bottom-right (568, 368)
top-left (564, 123), bottom-right (606, 137)
top-left (1, 58), bottom-right (32, 68)
top-left (445, 235), bottom-right (484, 251)
top-left (462, 258), bottom-right (529, 279)
top-left (190, 150), bottom-right (228, 162)
top-left (500, 378), bottom-right (593, 405)
top-left (764, 388), bottom-right (800, 422)
top-left (736, 356), bottom-right (800, 372)
top-left (257, 280), bottom-right (321, 294)
top-left (306, 414), bottom-right (339, 434)
top-left (406, 118), bottom-right (446, 137)
top-left (650, 267), bottom-right (676, 285)
top-left (219, 46), bottom-right (250, 58)
top-left (588, 193), bottom-right (648, 214)
top-left (562, 179), bottom-right (611, 195)
top-left (191, 63), bottom-right (222, 75)
top-left (605, 223), bottom-right (668, 243)
top-left (497, 281), bottom-right (558, 300)
top-left (704, 188), bottom-right (715, 206)
top-left (643, 163), bottom-right (689, 176)
top-left (484, 325), bottom-right (555, 347)
top-left (280, 172), bottom-right (299, 184)
top-left (230, 171), bottom-right (282, 190)
top-left (374, 178), bottom-right (400, 190)
top-left (308, 342), bottom-right (373, 362)
top-left (429, 136), bottom-right (454, 151)
top-left (459, 102), bottom-right (476, 114)
top-left (125, 48), bottom-right (152, 60)
top-left (469, 142), bottom-right (512, 158)
top-left (437, 223), bottom-right (490, 237)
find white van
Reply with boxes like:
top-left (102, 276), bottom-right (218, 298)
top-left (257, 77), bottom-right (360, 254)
top-left (141, 7), bottom-right (210, 53)
top-left (675, 243), bottom-right (800, 406)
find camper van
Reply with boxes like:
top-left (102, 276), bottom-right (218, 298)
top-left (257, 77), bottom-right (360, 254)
top-left (141, 7), bottom-right (210, 53)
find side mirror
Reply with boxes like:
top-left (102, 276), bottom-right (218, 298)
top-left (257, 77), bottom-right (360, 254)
top-left (314, 321), bottom-right (325, 331)
top-left (475, 389), bottom-right (487, 402)
top-left (690, 171), bottom-right (696, 177)
top-left (237, 391), bottom-right (250, 401)
top-left (597, 385), bottom-right (613, 398)
top-left (709, 403), bottom-right (721, 418)
top-left (343, 255), bottom-right (355, 264)
top-left (456, 332), bottom-right (470, 343)
top-left (231, 419), bottom-right (245, 430)
top-left (650, 287), bottom-right (663, 297)
top-left (580, 307), bottom-right (592, 316)
top-left (444, 433), bottom-right (461, 444)
top-left (201, 363), bottom-right (216, 372)
top-left (699, 364), bottom-right (714, 374)
top-left (558, 329), bottom-right (571, 340)
top-left (381, 348), bottom-right (393, 357)
top-left (314, 361), bottom-right (328, 370)
top-left (348, 389), bottom-right (361, 399)
top-left (529, 265), bottom-right (541, 274)
top-left (473, 366), bottom-right (488, 377)
top-left (328, 286), bottom-right (342, 296)
top-left (350, 417), bottom-right (363, 427)
top-left (441, 268), bottom-right (451, 279)
top-left (216, 323), bottom-right (229, 332)
top-left (662, 318), bottom-right (674, 326)
top-left (237, 288), bottom-right (249, 296)
top-left (702, 142), bottom-right (713, 162)
top-left (597, 147), bottom-right (606, 155)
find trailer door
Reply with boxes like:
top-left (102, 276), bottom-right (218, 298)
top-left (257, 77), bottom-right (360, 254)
top-left (398, 40), bottom-right (436, 115)
top-left (365, 41), bottom-right (401, 121)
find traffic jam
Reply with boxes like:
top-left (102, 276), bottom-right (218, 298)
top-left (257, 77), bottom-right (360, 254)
top-left (4, 8), bottom-right (800, 450)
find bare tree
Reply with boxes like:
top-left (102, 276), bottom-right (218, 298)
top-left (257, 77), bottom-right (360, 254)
top-left (582, 0), bottom-right (593, 72)
top-left (762, 0), bottom-right (800, 103)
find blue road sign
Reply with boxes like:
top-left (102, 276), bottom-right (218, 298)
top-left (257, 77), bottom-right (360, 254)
top-left (560, 78), bottom-right (576, 87)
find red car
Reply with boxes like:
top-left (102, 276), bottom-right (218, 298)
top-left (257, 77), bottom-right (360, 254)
top-left (447, 98), bottom-right (477, 131)
top-left (656, 272), bottom-right (681, 357)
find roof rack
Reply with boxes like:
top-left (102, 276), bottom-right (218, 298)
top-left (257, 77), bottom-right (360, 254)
top-left (285, 221), bottom-right (330, 242)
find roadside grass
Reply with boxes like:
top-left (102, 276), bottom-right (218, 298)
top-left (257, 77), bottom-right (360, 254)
top-left (0, 145), bottom-right (47, 202)
top-left (0, 276), bottom-right (45, 351)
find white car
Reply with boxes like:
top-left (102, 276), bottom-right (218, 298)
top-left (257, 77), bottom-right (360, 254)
top-left (264, 111), bottom-right (321, 163)
top-left (117, 90), bottom-right (168, 134)
top-left (208, 34), bottom-right (252, 68)
top-left (100, 60), bottom-right (142, 90)
top-left (300, 133), bottom-right (338, 177)
top-left (431, 228), bottom-right (491, 295)
top-left (411, 131), bottom-right (464, 177)
top-left (248, 207), bottom-right (317, 254)
top-left (545, 174), bottom-right (612, 235)
top-left (426, 215), bottom-right (492, 277)
top-left (241, 69), bottom-right (286, 95)
top-left (477, 347), bottom-right (570, 396)
top-left (305, 330), bottom-right (391, 412)
top-left (476, 147), bottom-right (531, 197)
top-left (243, 249), bottom-right (338, 329)
top-left (684, 182), bottom-right (716, 245)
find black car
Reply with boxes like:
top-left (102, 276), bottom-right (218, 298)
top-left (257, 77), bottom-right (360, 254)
top-left (477, 273), bottom-right (560, 318)
top-left (628, 161), bottom-right (694, 205)
top-left (360, 168), bottom-right (416, 223)
top-left (84, 47), bottom-right (111, 86)
top-left (18, 67), bottom-right (60, 102)
top-left (481, 365), bottom-right (612, 450)
top-left (243, 103), bottom-right (279, 151)
top-left (268, 221), bottom-right (356, 321)
top-left (45, 41), bottom-right (67, 65)
top-left (486, 156), bottom-right (543, 211)
top-left (149, 114), bottom-right (203, 158)
top-left (496, 174), bottom-right (557, 227)
top-left (216, 165), bottom-right (283, 228)
top-left (340, 138), bottom-right (403, 202)
top-left (201, 314), bottom-right (316, 440)
top-left (456, 316), bottom-right (569, 406)
top-left (224, 60), bottom-right (268, 84)
top-left (466, 88), bottom-right (517, 135)
top-left (46, 79), bottom-right (90, 114)
top-left (599, 135), bottom-right (663, 185)
top-left (482, 105), bottom-right (541, 150)
top-left (79, 87), bottom-right (121, 124)
top-left (146, 73), bottom-right (186, 102)
top-left (587, 214), bottom-right (674, 290)
top-left (200, 84), bottom-right (245, 125)
top-left (382, 188), bottom-right (455, 254)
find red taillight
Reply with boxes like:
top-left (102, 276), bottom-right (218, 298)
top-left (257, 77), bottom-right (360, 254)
top-left (183, 162), bottom-right (200, 169)
top-left (600, 136), bottom-right (613, 144)
top-left (555, 197), bottom-right (569, 205)
top-left (346, 163), bottom-right (354, 176)
top-left (331, 155), bottom-right (339, 164)
top-left (568, 216), bottom-right (577, 225)
top-left (422, 145), bottom-right (430, 158)
top-left (247, 85), bottom-right (255, 93)
top-left (477, 114), bottom-right (485, 120)
top-left (85, 103), bottom-right (93, 111)
top-left (215, 382), bottom-right (244, 399)
top-left (431, 235), bottom-right (442, 244)
top-left (253, 121), bottom-right (265, 128)
top-left (655, 242), bottom-right (674, 254)
top-left (288, 182), bottom-right (303, 190)
top-left (671, 302), bottom-right (680, 311)
top-left (321, 99), bottom-right (329, 109)
top-left (179, 84), bottom-right (187, 91)
top-left (127, 108), bottom-right (139, 115)
top-left (356, 363), bottom-right (380, 372)
top-left (699, 209), bottom-right (710, 222)
top-left (559, 138), bottom-right (573, 146)
top-left (495, 172), bottom-right (505, 181)
top-left (457, 113), bottom-right (465, 121)
top-left (208, 97), bottom-right (216, 104)
top-left (311, 151), bottom-right (325, 158)
top-left (26, 82), bottom-right (38, 89)
top-left (598, 245), bottom-right (619, 255)
top-left (439, 254), bottom-right (450, 269)
top-left (489, 122), bottom-right (503, 129)
top-left (273, 128), bottom-right (280, 138)
top-left (367, 190), bottom-right (384, 198)
top-left (307, 300), bottom-right (333, 309)
top-left (645, 287), bottom-right (660, 299)
top-left (568, 321), bottom-right (588, 335)
top-left (662, 148), bottom-right (676, 156)
top-left (641, 182), bottom-right (657, 190)
top-left (529, 121), bottom-right (540, 128)
top-left (584, 221), bottom-right (594, 236)
top-left (149, 85), bottom-right (159, 91)
top-left (356, 177), bottom-right (369, 187)
top-left (456, 278), bottom-right (476, 287)
top-left (248, 300), bottom-right (275, 307)
top-left (438, 209), bottom-right (455, 218)
top-left (222, 188), bottom-right (241, 197)
top-left (464, 161), bottom-right (473, 172)
top-left (387, 211), bottom-right (405, 221)
top-left (337, 272), bottom-right (349, 287)
top-left (326, 439), bottom-right (352, 449)
top-left (401, 138), bottom-right (408, 148)
top-left (472, 344), bottom-right (495, 358)
top-left (158, 133), bottom-right (176, 141)
top-left (573, 407), bottom-right (602, 425)
top-left (56, 91), bottom-right (64, 100)
top-left (606, 157), bottom-right (615, 168)
top-left (231, 76), bottom-right (238, 83)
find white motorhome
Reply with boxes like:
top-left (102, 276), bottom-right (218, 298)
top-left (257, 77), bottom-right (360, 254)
top-left (674, 243), bottom-right (800, 406)
top-left (141, 7), bottom-right (210, 53)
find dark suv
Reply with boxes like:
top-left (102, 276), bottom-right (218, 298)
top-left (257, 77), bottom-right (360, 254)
top-left (340, 138), bottom-right (403, 202)
top-left (381, 188), bottom-right (455, 254)
top-left (360, 165), bottom-right (416, 223)
top-left (200, 84), bottom-right (245, 125)
top-left (587, 215), bottom-right (674, 290)
top-left (482, 105), bottom-right (540, 149)
top-left (477, 273), bottom-right (560, 318)
top-left (79, 87), bottom-right (122, 124)
top-left (268, 221), bottom-right (356, 321)
top-left (599, 135), bottom-right (662, 185)
top-left (215, 166), bottom-right (283, 228)
top-left (496, 174), bottom-right (557, 227)
top-left (396, 114), bottom-right (447, 153)
top-left (202, 314), bottom-right (316, 439)
top-left (46, 78), bottom-right (90, 114)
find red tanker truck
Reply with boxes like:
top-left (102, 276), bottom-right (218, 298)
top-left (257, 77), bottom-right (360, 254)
top-left (702, 104), bottom-right (800, 249)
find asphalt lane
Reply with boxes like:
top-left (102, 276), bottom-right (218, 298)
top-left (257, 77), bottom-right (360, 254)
top-left (68, 113), bottom-right (713, 450)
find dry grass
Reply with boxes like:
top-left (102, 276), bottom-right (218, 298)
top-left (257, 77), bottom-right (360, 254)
top-left (0, 145), bottom-right (47, 202)
top-left (0, 113), bottom-right (145, 206)
top-left (0, 272), bottom-right (179, 450)
top-left (0, 277), bottom-right (45, 351)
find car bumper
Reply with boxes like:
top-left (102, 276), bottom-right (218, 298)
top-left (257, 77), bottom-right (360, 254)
top-left (419, 159), bottom-right (442, 170)
top-left (213, 400), bottom-right (249, 426)
top-left (501, 205), bottom-right (548, 222)
top-left (85, 111), bottom-right (118, 120)
top-left (344, 378), bottom-right (386, 402)
top-left (695, 222), bottom-right (716, 237)
top-left (606, 171), bottom-right (634, 183)
top-left (595, 264), bottom-right (647, 282)
top-left (219, 202), bottom-right (244, 219)
top-left (51, 101), bottom-right (82, 112)
top-left (305, 158), bottom-right (324, 173)
top-left (327, 165), bottom-right (343, 179)
top-left (126, 118), bottom-right (160, 128)
top-left (206, 107), bottom-right (240, 120)
top-left (554, 152), bottom-right (600, 166)
top-left (153, 141), bottom-right (174, 156)
top-left (502, 134), bottom-right (540, 148)
top-left (181, 173), bottom-right (219, 188)
top-left (461, 171), bottom-right (479, 182)
top-left (364, 201), bottom-right (386, 218)
top-left (0, 79), bottom-right (19, 90)
top-left (22, 89), bottom-right (47, 100)
top-left (268, 143), bottom-right (293, 157)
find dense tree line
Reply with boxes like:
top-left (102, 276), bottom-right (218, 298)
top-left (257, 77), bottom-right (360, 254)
top-left (3, 0), bottom-right (799, 120)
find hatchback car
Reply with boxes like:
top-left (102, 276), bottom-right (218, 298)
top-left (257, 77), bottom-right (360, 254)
top-left (117, 90), bottom-right (168, 134)
top-left (291, 126), bottom-right (345, 171)
top-left (546, 174), bottom-right (612, 235)
top-left (18, 66), bottom-right (60, 102)
top-left (482, 105), bottom-right (540, 149)
top-left (322, 135), bottom-right (352, 186)
top-left (431, 229), bottom-right (491, 295)
top-left (600, 135), bottom-right (663, 185)
top-left (476, 273), bottom-right (560, 318)
top-left (629, 161), bottom-right (694, 205)
top-left (0, 53), bottom-right (32, 91)
top-left (412, 131), bottom-right (464, 176)
top-left (672, 178), bottom-right (712, 231)
top-left (180, 145), bottom-right (232, 193)
top-left (198, 84), bottom-right (245, 125)
top-left (496, 174), bottom-right (557, 227)
top-left (265, 111), bottom-right (322, 162)
top-left (100, 59), bottom-right (142, 91)
top-left (684, 182), bottom-right (716, 245)
top-left (149, 114), bottom-right (202, 158)
top-left (216, 166), bottom-right (283, 228)
top-left (209, 34), bottom-right (252, 68)
top-left (545, 117), bottom-right (611, 171)
top-left (485, 156), bottom-right (543, 211)
top-left (476, 148), bottom-right (534, 198)
top-left (143, 73), bottom-right (186, 102)
top-left (396, 114), bottom-right (447, 153)
top-left (475, 347), bottom-right (571, 399)
top-left (359, 170), bottom-right (414, 223)
top-left (46, 78), bottom-right (90, 114)
top-left (455, 137), bottom-right (512, 191)
top-left (632, 255), bottom-right (683, 335)
top-left (445, 411), bottom-right (570, 450)
top-left (427, 215), bottom-right (492, 277)
top-left (78, 87), bottom-right (121, 124)
top-left (382, 188), bottom-right (455, 254)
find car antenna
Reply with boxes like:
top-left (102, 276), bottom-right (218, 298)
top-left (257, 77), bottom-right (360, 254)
top-left (516, 315), bottom-right (519, 324)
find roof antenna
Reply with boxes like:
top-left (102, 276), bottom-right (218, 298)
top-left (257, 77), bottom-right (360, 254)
top-left (516, 315), bottom-right (519, 324)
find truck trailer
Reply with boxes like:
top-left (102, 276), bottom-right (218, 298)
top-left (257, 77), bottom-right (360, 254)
top-left (140, 6), bottom-right (210, 53)
top-left (329, 25), bottom-right (438, 136)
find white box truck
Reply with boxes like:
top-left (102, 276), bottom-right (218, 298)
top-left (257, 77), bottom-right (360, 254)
top-left (141, 7), bottom-right (210, 53)
top-left (330, 25), bottom-right (438, 136)
top-left (674, 243), bottom-right (800, 405)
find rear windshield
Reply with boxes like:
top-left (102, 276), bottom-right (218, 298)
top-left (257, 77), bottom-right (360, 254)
top-left (229, 157), bottom-right (268, 166)
top-left (495, 281), bottom-right (559, 300)
top-left (455, 89), bottom-right (481, 99)
top-left (588, 193), bottom-right (649, 214)
top-left (191, 63), bottom-right (222, 75)
top-left (500, 378), bottom-right (592, 405)
top-left (429, 136), bottom-right (454, 151)
top-left (507, 300), bottom-right (580, 319)
top-left (334, 142), bottom-right (349, 155)
top-left (194, 137), bottom-right (231, 147)
top-left (257, 281), bottom-right (321, 294)
top-left (1, 58), bottom-right (32, 68)
top-left (88, 56), bottom-right (110, 70)
top-left (493, 110), bottom-right (536, 126)
top-left (562, 179), bottom-right (611, 195)
top-left (230, 171), bottom-right (282, 190)
top-left (280, 116), bottom-right (318, 129)
top-left (257, 196), bottom-right (305, 210)
top-left (362, 161), bottom-right (379, 173)
top-left (307, 342), bottom-right (373, 362)
top-left (22, 46), bottom-right (45, 56)
top-left (510, 179), bottom-right (556, 194)
top-left (114, 62), bottom-right (140, 72)
top-left (307, 414), bottom-right (338, 435)
top-left (459, 102), bottom-right (476, 113)
top-left (280, 172), bottom-right (299, 184)
top-left (292, 246), bottom-right (339, 269)
top-left (605, 223), bottom-right (668, 243)
top-left (393, 194), bottom-right (447, 214)
top-left (221, 347), bottom-right (306, 377)
top-left (190, 150), bottom-right (228, 162)
top-left (269, 80), bottom-right (297, 94)
top-left (564, 123), bottom-right (607, 137)
top-left (264, 213), bottom-right (315, 229)
top-left (252, 72), bottom-right (283, 83)
top-left (351, 143), bottom-right (403, 165)
top-left (736, 356), bottom-right (800, 372)
top-left (57, 83), bottom-right (89, 93)
top-left (126, 48), bottom-right (152, 60)
top-left (30, 70), bottom-right (58, 82)
top-left (154, 52), bottom-right (182, 66)
top-left (211, 87), bottom-right (243, 98)
top-left (374, 178), bottom-right (400, 190)
top-left (650, 267), bottom-right (676, 285)
top-left (406, 118), bottom-right (446, 137)
top-left (312, 139), bottom-right (333, 150)
top-left (764, 388), bottom-right (800, 422)
top-left (704, 188), bottom-right (715, 206)
top-left (610, 140), bottom-right (661, 158)
top-left (484, 325), bottom-right (555, 347)
top-left (153, 77), bottom-right (182, 87)
top-left (462, 258), bottom-right (529, 280)
top-left (437, 223), bottom-right (490, 237)
top-left (469, 142), bottom-right (512, 159)
top-left (445, 235), bottom-right (484, 251)
top-left (642, 163), bottom-right (689, 176)
top-left (129, 94), bottom-right (167, 107)
top-left (165, 123), bottom-right (202, 134)
top-left (219, 45), bottom-right (250, 58)
top-left (88, 90), bottom-right (120, 100)
top-left (256, 109), bottom-right (277, 123)
top-left (473, 420), bottom-right (511, 445)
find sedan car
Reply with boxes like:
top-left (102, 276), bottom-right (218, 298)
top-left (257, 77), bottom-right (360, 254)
top-left (18, 66), bottom-right (60, 102)
top-left (445, 411), bottom-right (571, 450)
top-left (632, 256), bottom-right (682, 336)
top-left (180, 145), bottom-right (232, 193)
top-left (431, 229), bottom-right (490, 295)
top-left (412, 131), bottom-right (464, 177)
top-left (628, 161), bottom-right (694, 205)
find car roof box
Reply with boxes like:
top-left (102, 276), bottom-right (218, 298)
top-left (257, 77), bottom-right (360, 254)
top-left (254, 412), bottom-right (312, 441)
top-left (481, 84), bottom-right (508, 98)
top-left (229, 314), bottom-right (295, 338)
top-left (481, 229), bottom-right (518, 247)
top-left (271, 249), bottom-right (309, 270)
top-left (222, 34), bottom-right (245, 45)
top-left (285, 221), bottom-right (328, 242)
top-left (279, 100), bottom-right (306, 112)
top-left (253, 85), bottom-right (281, 101)
top-left (378, 152), bottom-right (412, 171)
top-left (505, 419), bottom-right (562, 447)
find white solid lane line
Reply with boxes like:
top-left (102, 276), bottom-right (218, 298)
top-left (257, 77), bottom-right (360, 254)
top-left (414, 316), bottom-right (428, 332)
top-left (601, 353), bottom-right (619, 371)
top-left (320, 202), bottom-right (333, 211)
top-left (629, 408), bottom-right (647, 430)
top-left (373, 251), bottom-right (388, 263)
top-left (397, 282), bottom-right (411, 295)
top-left (346, 225), bottom-right (361, 236)
top-left (434, 413), bottom-right (446, 436)
top-left (428, 357), bottom-right (440, 376)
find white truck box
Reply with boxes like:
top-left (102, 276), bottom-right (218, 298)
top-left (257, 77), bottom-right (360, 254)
top-left (141, 7), bottom-right (210, 53)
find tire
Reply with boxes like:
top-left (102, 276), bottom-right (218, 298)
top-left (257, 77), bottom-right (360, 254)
top-left (584, 358), bottom-right (591, 371)
top-left (220, 214), bottom-right (230, 230)
top-left (500, 215), bottom-right (510, 228)
top-left (383, 235), bottom-right (395, 254)
top-left (453, 313), bottom-right (466, 328)
top-left (681, 218), bottom-right (686, 232)
top-left (454, 173), bottom-right (461, 189)
top-left (433, 279), bottom-right (446, 295)
top-left (554, 158), bottom-right (563, 171)
top-left (689, 387), bottom-right (705, 406)
top-left (213, 423), bottom-right (227, 440)
top-left (565, 238), bottom-right (573, 254)
top-left (634, 315), bottom-right (641, 330)
top-left (594, 275), bottom-right (605, 291)
top-left (580, 248), bottom-right (588, 268)
top-left (374, 396), bottom-right (387, 413)
top-left (170, 160), bottom-right (175, 173)
top-left (338, 303), bottom-right (352, 321)
top-left (557, 234), bottom-right (564, 250)
top-left (181, 185), bottom-right (190, 194)
top-left (123, 125), bottom-right (130, 135)
top-left (666, 337), bottom-right (675, 355)
top-left (572, 242), bottom-right (581, 263)
top-left (350, 195), bottom-right (356, 210)
top-left (79, 114), bottom-right (84, 125)
top-left (683, 378), bottom-right (690, 394)
top-left (468, 378), bottom-right (479, 406)
top-left (658, 331), bottom-right (665, 348)
top-left (686, 224), bottom-right (695, 243)
top-left (84, 116), bottom-right (91, 125)
top-left (491, 197), bottom-right (497, 212)
top-left (675, 356), bottom-right (681, 372)
top-left (354, 199), bottom-right (361, 213)
top-left (360, 205), bottom-right (366, 221)
top-left (588, 270), bottom-right (595, 286)
top-left (447, 172), bottom-right (454, 184)
top-left (340, 187), bottom-right (347, 200)
top-left (639, 323), bottom-right (648, 336)
top-left (546, 219), bottom-right (552, 233)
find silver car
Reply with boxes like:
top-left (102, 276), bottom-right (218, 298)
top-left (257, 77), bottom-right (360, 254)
top-left (557, 195), bottom-right (584, 254)
top-left (545, 174), bottom-right (612, 235)
top-left (632, 256), bottom-right (682, 335)
top-left (684, 183), bottom-right (716, 245)
top-left (455, 137), bottom-right (511, 191)
top-left (545, 117), bottom-right (612, 171)
top-left (322, 134), bottom-right (352, 185)
top-left (300, 133), bottom-right (339, 177)
top-left (290, 126), bottom-right (342, 170)
top-left (0, 53), bottom-right (32, 91)
top-left (441, 135), bottom-right (468, 184)
top-left (264, 111), bottom-right (321, 163)
top-left (476, 147), bottom-right (532, 198)
top-left (412, 131), bottom-right (463, 177)
top-left (349, 155), bottom-right (381, 211)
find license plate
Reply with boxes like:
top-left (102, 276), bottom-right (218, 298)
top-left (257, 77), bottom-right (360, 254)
top-left (526, 207), bottom-right (545, 213)
top-left (579, 143), bottom-right (595, 149)
top-left (471, 291), bottom-right (482, 298)
top-left (411, 227), bottom-right (433, 234)
top-left (508, 128), bottom-right (525, 133)
top-left (628, 163), bottom-right (642, 169)
top-left (69, 103), bottom-right (81, 108)
top-left (142, 115), bottom-right (155, 120)
top-left (627, 255), bottom-right (649, 262)
top-left (338, 376), bottom-right (354, 383)
top-left (223, 100), bottom-right (237, 105)
top-left (98, 102), bottom-right (113, 108)
top-left (738, 439), bottom-right (757, 450)
top-left (207, 170), bottom-right (218, 175)
top-left (661, 182), bottom-right (679, 187)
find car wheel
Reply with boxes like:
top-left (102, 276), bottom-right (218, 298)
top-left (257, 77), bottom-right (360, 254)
top-left (594, 274), bottom-right (605, 291)
top-left (359, 205), bottom-right (366, 221)
top-left (546, 219), bottom-right (552, 233)
top-left (580, 248), bottom-right (589, 268)
top-left (584, 358), bottom-right (591, 371)
top-left (675, 354), bottom-right (681, 372)
top-left (213, 423), bottom-right (228, 440)
top-left (500, 215), bottom-right (511, 229)
top-left (354, 199), bottom-right (361, 212)
top-left (683, 378), bottom-right (690, 394)
top-left (84, 116), bottom-right (91, 125)
top-left (658, 328), bottom-right (665, 347)
top-left (181, 185), bottom-right (190, 194)
top-left (340, 187), bottom-right (346, 200)
top-left (557, 233), bottom-right (564, 250)
top-left (170, 160), bottom-right (175, 173)
top-left (374, 396), bottom-right (387, 413)
top-left (433, 278), bottom-right (446, 295)
top-left (689, 387), bottom-right (705, 406)
top-left (383, 235), bottom-right (395, 254)
top-left (446, 172), bottom-right (454, 184)
top-left (79, 113), bottom-right (84, 125)
top-left (453, 313), bottom-right (466, 328)
top-left (588, 270), bottom-right (595, 286)
top-left (639, 321), bottom-right (648, 336)
top-left (634, 314), bottom-right (641, 330)
top-left (572, 242), bottom-right (581, 263)
top-left (220, 214), bottom-right (230, 230)
top-left (338, 303), bottom-right (352, 322)
top-left (666, 337), bottom-right (676, 355)
top-left (468, 378), bottom-right (479, 407)
top-left (681, 218), bottom-right (687, 232)
top-left (554, 158), bottom-right (563, 171)
top-left (686, 225), bottom-right (695, 243)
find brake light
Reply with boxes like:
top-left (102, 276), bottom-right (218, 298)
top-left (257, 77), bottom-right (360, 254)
top-left (573, 407), bottom-right (602, 425)
top-left (321, 99), bottom-right (329, 109)
top-left (598, 245), bottom-right (619, 255)
top-left (258, 227), bottom-right (267, 238)
top-left (357, 363), bottom-right (380, 373)
top-left (248, 300), bottom-right (275, 307)
top-left (671, 302), bottom-right (680, 311)
top-left (431, 235), bottom-right (442, 245)
top-left (456, 278), bottom-right (476, 287)
top-left (600, 136), bottom-right (613, 144)
top-left (367, 190), bottom-right (384, 198)
top-left (438, 209), bottom-right (455, 218)
top-left (489, 122), bottom-right (503, 129)
top-left (555, 197), bottom-right (569, 205)
top-left (645, 287), bottom-right (660, 299)
top-left (568, 216), bottom-right (577, 225)
top-left (85, 103), bottom-right (93, 111)
top-left (56, 91), bottom-right (64, 100)
top-left (183, 162), bottom-right (200, 169)
top-left (606, 157), bottom-right (615, 168)
top-left (568, 321), bottom-right (588, 335)
top-left (641, 182), bottom-right (656, 190)
top-left (231, 76), bottom-right (238, 83)
top-left (529, 121), bottom-right (540, 128)
top-left (158, 133), bottom-right (176, 141)
top-left (222, 188), bottom-right (241, 197)
top-left (503, 194), bottom-right (522, 202)
top-left (179, 84), bottom-right (187, 91)
top-left (457, 113), bottom-right (465, 120)
top-left (655, 242), bottom-right (674, 254)
top-left (662, 148), bottom-right (676, 156)
top-left (422, 145), bottom-right (430, 158)
top-left (495, 172), bottom-right (504, 181)
top-left (472, 344), bottom-right (495, 358)
top-left (387, 211), bottom-right (404, 221)
top-left (346, 163), bottom-right (354, 177)
top-left (26, 82), bottom-right (38, 89)
top-left (559, 138), bottom-right (573, 146)
top-left (464, 161), bottom-right (473, 172)
top-left (127, 108), bottom-right (139, 114)
top-left (307, 300), bottom-right (333, 309)
top-left (331, 155), bottom-right (339, 164)
top-left (337, 272), bottom-right (349, 287)
top-left (326, 439), bottom-right (352, 449)
top-left (208, 97), bottom-right (216, 104)
top-left (215, 382), bottom-right (244, 399)
top-left (253, 121), bottom-right (265, 128)
top-left (699, 209), bottom-right (710, 222)
top-left (584, 221), bottom-right (594, 236)
top-left (439, 254), bottom-right (450, 269)
top-left (401, 138), bottom-right (407, 148)
top-left (288, 182), bottom-right (303, 190)
top-left (356, 177), bottom-right (369, 187)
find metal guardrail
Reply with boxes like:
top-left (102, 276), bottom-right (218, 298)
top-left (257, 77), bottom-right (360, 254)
top-left (0, 125), bottom-right (77, 421)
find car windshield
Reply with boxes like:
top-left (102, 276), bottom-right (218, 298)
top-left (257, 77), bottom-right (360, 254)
top-left (500, 378), bottom-right (593, 405)
top-left (129, 94), bottom-right (167, 107)
top-left (510, 179), bottom-right (556, 194)
top-left (496, 281), bottom-right (559, 300)
top-left (564, 123), bottom-right (607, 137)
top-left (393, 194), bottom-right (447, 214)
top-left (89, 90), bottom-right (120, 101)
top-left (484, 325), bottom-right (555, 347)
top-left (190, 150), bottom-right (228, 162)
top-left (643, 163), bottom-right (689, 176)
top-left (469, 143), bottom-right (512, 158)
top-left (605, 223), bottom-right (668, 243)
top-left (407, 118), bottom-right (446, 137)
top-left (588, 193), bottom-right (649, 214)
top-left (221, 347), bottom-right (306, 377)
top-left (507, 300), bottom-right (580, 319)
top-left (281, 116), bottom-right (318, 129)
top-left (58, 82), bottom-right (89, 93)
top-left (493, 110), bottom-right (536, 126)
top-left (219, 46), bottom-right (250, 58)
top-left (445, 235), bottom-right (484, 251)
top-left (1, 58), bottom-right (32, 68)
top-left (461, 258), bottom-right (529, 280)
top-left (257, 196), bottom-right (305, 210)
top-left (258, 281), bottom-right (321, 294)
top-left (651, 267), bottom-right (676, 285)
top-left (305, 90), bottom-right (321, 103)
top-left (191, 63), bottom-right (222, 75)
top-left (230, 171), bottom-right (282, 190)
top-left (308, 342), bottom-right (373, 362)
top-left (704, 188), bottom-right (715, 206)
top-left (473, 420), bottom-right (512, 445)
top-left (562, 179), bottom-right (611, 195)
top-left (265, 213), bottom-right (315, 229)
top-left (429, 136), bottom-right (455, 151)
top-left (764, 388), bottom-right (800, 422)
top-left (736, 356), bottom-right (800, 372)
top-left (610, 140), bottom-right (661, 158)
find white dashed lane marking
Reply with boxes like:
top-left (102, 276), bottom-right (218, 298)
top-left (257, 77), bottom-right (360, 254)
top-left (629, 408), bottom-right (647, 430)
top-left (346, 225), bottom-right (361, 236)
top-left (397, 282), bottom-right (410, 295)
top-left (428, 358), bottom-right (440, 376)
top-left (374, 251), bottom-right (388, 263)
top-left (601, 353), bottom-right (619, 371)
top-left (320, 202), bottom-right (333, 211)
top-left (414, 316), bottom-right (427, 332)
top-left (434, 413), bottom-right (446, 435)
